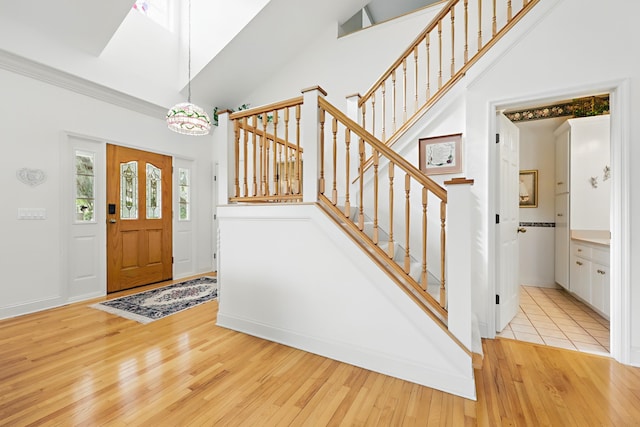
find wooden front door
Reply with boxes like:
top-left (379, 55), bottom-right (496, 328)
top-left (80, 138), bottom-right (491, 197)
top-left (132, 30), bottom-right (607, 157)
top-left (107, 144), bottom-right (172, 292)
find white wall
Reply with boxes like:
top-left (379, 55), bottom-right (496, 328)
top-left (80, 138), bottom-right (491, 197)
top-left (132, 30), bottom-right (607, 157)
top-left (243, 5), bottom-right (443, 108)
top-left (463, 0), bottom-right (639, 363)
top-left (216, 204), bottom-right (475, 399)
top-left (0, 67), bottom-right (215, 319)
top-left (516, 118), bottom-right (565, 287)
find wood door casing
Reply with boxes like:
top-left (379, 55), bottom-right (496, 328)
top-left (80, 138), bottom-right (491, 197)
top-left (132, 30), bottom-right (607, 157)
top-left (107, 144), bottom-right (172, 292)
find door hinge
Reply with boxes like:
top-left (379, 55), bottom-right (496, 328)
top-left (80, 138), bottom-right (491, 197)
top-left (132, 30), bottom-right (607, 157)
top-left (214, 175), bottom-right (217, 181)
top-left (213, 253), bottom-right (217, 259)
top-left (172, 256), bottom-right (174, 264)
top-left (496, 133), bottom-right (500, 144)
top-left (214, 213), bottom-right (217, 220)
top-left (495, 214), bottom-right (500, 224)
top-left (496, 294), bottom-right (500, 304)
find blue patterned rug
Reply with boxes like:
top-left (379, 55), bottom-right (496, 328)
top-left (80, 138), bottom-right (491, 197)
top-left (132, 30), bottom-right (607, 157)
top-left (90, 276), bottom-right (217, 324)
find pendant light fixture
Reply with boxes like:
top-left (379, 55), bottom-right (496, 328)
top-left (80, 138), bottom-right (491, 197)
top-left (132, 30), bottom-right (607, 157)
top-left (166, 0), bottom-right (211, 136)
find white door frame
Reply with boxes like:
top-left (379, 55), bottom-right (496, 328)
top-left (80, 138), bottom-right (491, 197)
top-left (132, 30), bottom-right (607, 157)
top-left (487, 79), bottom-right (631, 364)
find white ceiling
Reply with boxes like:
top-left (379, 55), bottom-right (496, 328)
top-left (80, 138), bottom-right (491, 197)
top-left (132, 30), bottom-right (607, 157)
top-left (0, 0), bottom-right (441, 112)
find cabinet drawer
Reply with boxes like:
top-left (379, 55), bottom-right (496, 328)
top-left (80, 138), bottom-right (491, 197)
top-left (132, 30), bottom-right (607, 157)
top-left (573, 243), bottom-right (591, 259)
top-left (592, 247), bottom-right (609, 265)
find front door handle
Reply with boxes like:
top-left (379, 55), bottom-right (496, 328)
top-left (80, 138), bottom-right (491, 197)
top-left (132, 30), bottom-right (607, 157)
top-left (109, 219), bottom-right (117, 224)
top-left (517, 227), bottom-right (527, 233)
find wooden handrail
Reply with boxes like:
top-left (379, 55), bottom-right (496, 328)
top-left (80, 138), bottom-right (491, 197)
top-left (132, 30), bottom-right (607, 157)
top-left (319, 97), bottom-right (447, 202)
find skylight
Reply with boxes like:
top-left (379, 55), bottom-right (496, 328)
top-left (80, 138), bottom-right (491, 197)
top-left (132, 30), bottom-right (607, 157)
top-left (133, 0), bottom-right (173, 31)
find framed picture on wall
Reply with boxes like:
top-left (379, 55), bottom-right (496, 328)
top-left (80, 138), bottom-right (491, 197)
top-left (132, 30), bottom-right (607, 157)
top-left (418, 133), bottom-right (463, 175)
top-left (519, 169), bottom-right (538, 208)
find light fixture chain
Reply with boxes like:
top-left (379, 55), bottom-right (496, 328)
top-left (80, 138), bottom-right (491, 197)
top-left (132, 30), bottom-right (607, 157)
top-left (187, 0), bottom-right (192, 103)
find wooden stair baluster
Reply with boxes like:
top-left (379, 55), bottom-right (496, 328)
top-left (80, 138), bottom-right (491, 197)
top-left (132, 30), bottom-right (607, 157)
top-left (332, 117), bottom-right (338, 205)
top-left (243, 117), bottom-right (248, 197)
top-left (295, 105), bottom-right (301, 195)
top-left (272, 110), bottom-right (279, 196)
top-left (234, 119), bottom-right (240, 198)
top-left (344, 128), bottom-right (351, 217)
top-left (404, 173), bottom-right (411, 274)
top-left (284, 107), bottom-right (290, 195)
top-left (373, 149), bottom-right (379, 244)
top-left (358, 137), bottom-right (365, 230)
top-left (450, 6), bottom-right (456, 78)
top-left (421, 187), bottom-right (428, 290)
top-left (252, 116), bottom-right (257, 196)
top-left (319, 108), bottom-right (325, 195)
top-left (440, 200), bottom-right (447, 308)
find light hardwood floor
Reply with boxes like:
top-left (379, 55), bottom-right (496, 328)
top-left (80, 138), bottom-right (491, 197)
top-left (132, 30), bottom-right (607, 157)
top-left (1, 274), bottom-right (640, 426)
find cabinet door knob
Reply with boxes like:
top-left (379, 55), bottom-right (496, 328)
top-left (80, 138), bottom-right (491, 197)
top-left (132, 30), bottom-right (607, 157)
top-left (557, 213), bottom-right (564, 217)
top-left (577, 248), bottom-right (582, 252)
top-left (576, 261), bottom-right (583, 266)
top-left (557, 181), bottom-right (564, 185)
top-left (597, 269), bottom-right (606, 275)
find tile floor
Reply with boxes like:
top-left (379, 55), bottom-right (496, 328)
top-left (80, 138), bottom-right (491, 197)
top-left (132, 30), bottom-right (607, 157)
top-left (498, 285), bottom-right (610, 356)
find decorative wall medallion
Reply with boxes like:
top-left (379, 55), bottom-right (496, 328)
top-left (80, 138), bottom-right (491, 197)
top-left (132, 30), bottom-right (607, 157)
top-left (16, 168), bottom-right (47, 187)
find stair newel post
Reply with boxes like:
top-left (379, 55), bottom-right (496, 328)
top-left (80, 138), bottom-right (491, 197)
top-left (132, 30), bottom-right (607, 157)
top-left (421, 187), bottom-right (428, 290)
top-left (388, 162), bottom-right (395, 259)
top-left (373, 149), bottom-right (379, 244)
top-left (332, 117), bottom-right (338, 205)
top-left (344, 128), bottom-right (351, 218)
top-left (444, 177), bottom-right (474, 351)
top-left (213, 109), bottom-right (232, 205)
top-left (300, 86), bottom-right (327, 203)
top-left (404, 173), bottom-right (411, 274)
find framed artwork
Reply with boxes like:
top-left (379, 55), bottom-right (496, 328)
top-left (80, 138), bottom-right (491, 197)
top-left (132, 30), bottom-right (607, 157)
top-left (418, 133), bottom-right (463, 175)
top-left (519, 170), bottom-right (538, 208)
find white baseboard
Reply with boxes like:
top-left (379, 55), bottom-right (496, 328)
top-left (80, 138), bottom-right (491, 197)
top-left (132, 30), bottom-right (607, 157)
top-left (629, 346), bottom-right (640, 367)
top-left (0, 295), bottom-right (66, 321)
top-left (217, 312), bottom-right (477, 400)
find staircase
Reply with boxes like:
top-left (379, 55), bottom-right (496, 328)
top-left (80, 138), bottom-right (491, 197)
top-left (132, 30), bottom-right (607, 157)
top-left (214, 0), bottom-right (541, 399)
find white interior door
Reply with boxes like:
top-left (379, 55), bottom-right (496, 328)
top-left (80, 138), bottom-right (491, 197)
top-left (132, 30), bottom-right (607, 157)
top-left (496, 112), bottom-right (521, 332)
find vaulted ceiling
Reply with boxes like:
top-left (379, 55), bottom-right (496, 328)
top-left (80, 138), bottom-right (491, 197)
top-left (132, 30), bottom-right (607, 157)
top-left (0, 0), bottom-right (441, 113)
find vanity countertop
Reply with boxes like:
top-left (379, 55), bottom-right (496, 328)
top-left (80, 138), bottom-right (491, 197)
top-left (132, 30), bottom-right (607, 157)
top-left (570, 230), bottom-right (610, 247)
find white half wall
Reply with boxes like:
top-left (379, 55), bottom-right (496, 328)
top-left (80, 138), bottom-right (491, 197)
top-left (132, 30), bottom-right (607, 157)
top-left (216, 204), bottom-right (475, 399)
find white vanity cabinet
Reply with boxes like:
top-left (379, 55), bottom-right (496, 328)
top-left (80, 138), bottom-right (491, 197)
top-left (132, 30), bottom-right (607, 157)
top-left (554, 115), bottom-right (610, 300)
top-left (570, 240), bottom-right (610, 318)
